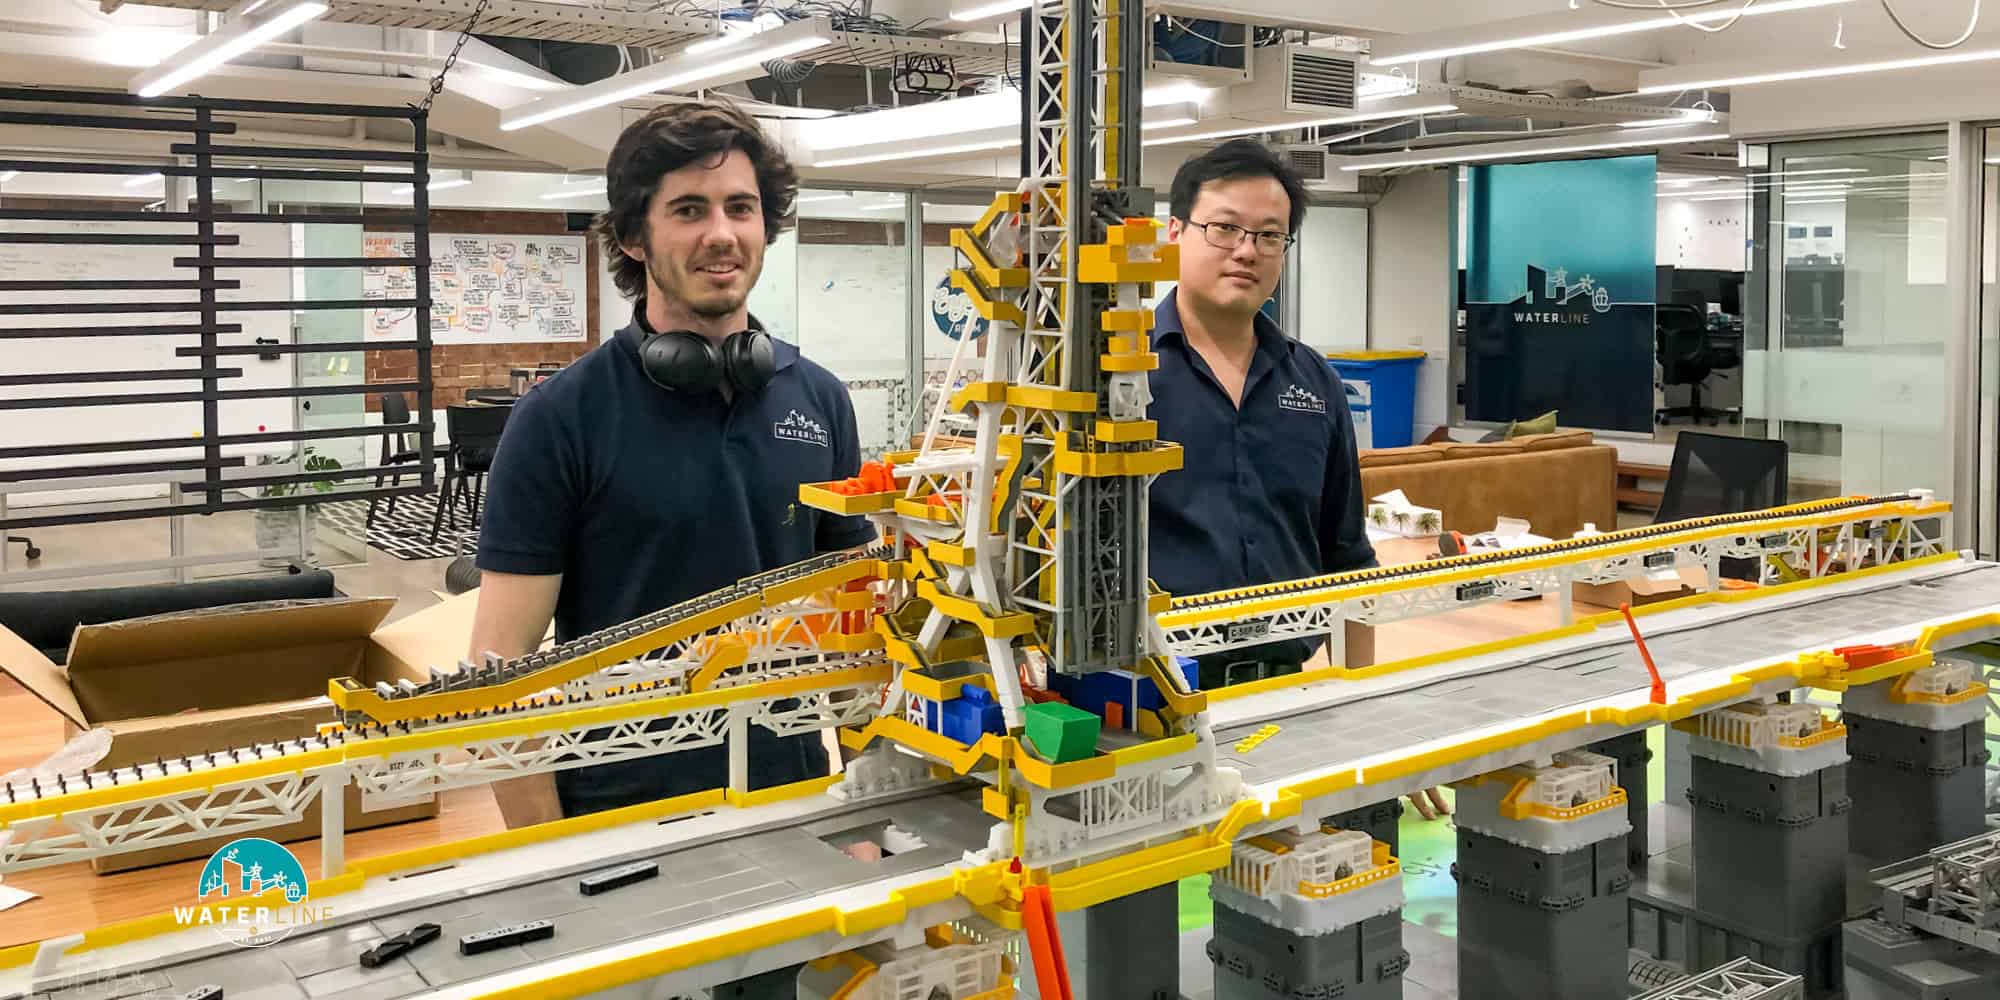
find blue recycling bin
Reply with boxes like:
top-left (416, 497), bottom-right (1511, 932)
top-left (1327, 351), bottom-right (1425, 450)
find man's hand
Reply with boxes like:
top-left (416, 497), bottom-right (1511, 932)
top-left (1406, 786), bottom-right (1452, 821)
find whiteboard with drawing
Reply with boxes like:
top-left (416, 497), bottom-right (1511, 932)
top-left (363, 232), bottom-right (588, 345)
top-left (0, 220), bottom-right (297, 496)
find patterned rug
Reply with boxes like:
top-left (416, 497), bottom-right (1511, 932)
top-left (320, 494), bottom-right (478, 561)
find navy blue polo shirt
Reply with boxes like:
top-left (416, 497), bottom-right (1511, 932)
top-left (1146, 288), bottom-right (1376, 664)
top-left (477, 310), bottom-right (875, 816)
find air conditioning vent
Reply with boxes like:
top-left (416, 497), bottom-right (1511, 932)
top-left (1277, 144), bottom-right (1327, 181)
top-left (1287, 50), bottom-right (1357, 113)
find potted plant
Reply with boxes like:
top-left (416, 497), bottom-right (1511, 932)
top-left (253, 445), bottom-right (342, 566)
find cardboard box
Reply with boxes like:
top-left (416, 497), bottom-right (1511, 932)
top-left (1573, 571), bottom-right (1699, 610)
top-left (0, 595), bottom-right (474, 874)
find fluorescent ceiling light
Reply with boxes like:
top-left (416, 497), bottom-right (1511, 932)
top-left (123, 172), bottom-right (164, 188)
top-left (1786, 198), bottom-right (1848, 205)
top-left (1369, 0), bottom-right (1853, 67)
top-left (0, 171), bottom-right (17, 183)
top-left (1358, 74), bottom-right (1417, 100)
top-left (800, 83), bottom-right (1208, 154)
top-left (1638, 42), bottom-right (2000, 94)
top-left (1338, 126), bottom-right (1729, 171)
top-left (501, 17), bottom-right (832, 131)
top-left (815, 138), bottom-right (1017, 169)
top-left (796, 192), bottom-right (852, 204)
top-left (1144, 101), bottom-right (1458, 148)
top-left (540, 183), bottom-right (607, 199)
top-left (1659, 175), bottom-right (1725, 186)
top-left (952, 0), bottom-right (1032, 21)
top-left (814, 107), bottom-right (1201, 168)
top-left (1621, 108), bottom-right (1715, 129)
top-left (130, 0), bottom-right (327, 98)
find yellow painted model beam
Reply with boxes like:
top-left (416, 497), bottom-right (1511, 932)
top-left (0, 665), bottom-right (891, 828)
top-left (335, 559), bottom-right (882, 724)
top-left (1163, 497), bottom-right (1951, 628)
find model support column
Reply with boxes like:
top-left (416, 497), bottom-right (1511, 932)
top-left (1323, 798), bottom-right (1404, 860)
top-left (1840, 656), bottom-right (1991, 867)
top-left (1685, 699), bottom-right (1851, 998)
top-left (1207, 825), bottom-right (1407, 1000)
top-left (1054, 882), bottom-right (1181, 1000)
top-left (1451, 749), bottom-right (1632, 1000)
top-left (1589, 730), bottom-right (1653, 868)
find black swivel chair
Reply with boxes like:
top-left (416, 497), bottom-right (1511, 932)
top-left (1656, 304), bottom-right (1740, 426)
top-left (366, 391), bottom-right (424, 531)
top-left (430, 403), bottom-right (511, 546)
top-left (1656, 432), bottom-right (1789, 582)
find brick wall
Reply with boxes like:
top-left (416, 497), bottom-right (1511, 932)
top-left (365, 209), bottom-right (603, 410)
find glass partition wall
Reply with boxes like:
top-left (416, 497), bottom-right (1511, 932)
top-left (749, 188), bottom-right (913, 457)
top-left (1752, 133), bottom-right (1952, 503)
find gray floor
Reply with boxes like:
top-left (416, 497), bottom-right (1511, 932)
top-left (35, 796), bottom-right (994, 1000)
top-left (1215, 562), bottom-right (2000, 784)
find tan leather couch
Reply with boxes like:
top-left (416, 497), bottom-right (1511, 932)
top-left (1358, 430), bottom-right (1618, 540)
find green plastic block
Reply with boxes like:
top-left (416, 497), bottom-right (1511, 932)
top-left (1022, 702), bottom-right (1100, 764)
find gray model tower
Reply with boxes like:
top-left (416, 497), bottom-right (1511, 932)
top-left (1207, 825), bottom-right (1408, 1000)
top-left (1841, 656), bottom-right (1991, 867)
top-left (1452, 749), bottom-right (1632, 1000)
top-left (1687, 699), bottom-right (1852, 997)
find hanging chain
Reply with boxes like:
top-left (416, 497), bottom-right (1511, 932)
top-left (419, 0), bottom-right (496, 114)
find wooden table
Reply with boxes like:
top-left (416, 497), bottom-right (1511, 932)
top-left (0, 537), bottom-right (1608, 949)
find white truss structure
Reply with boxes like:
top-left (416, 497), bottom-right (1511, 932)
top-left (1160, 499), bottom-right (1953, 659)
top-left (0, 664), bottom-right (888, 874)
top-left (347, 709), bottom-right (733, 807)
top-left (1011, 742), bottom-right (1238, 865)
top-left (1630, 958), bottom-right (1805, 1000)
top-left (0, 768), bottom-right (342, 872)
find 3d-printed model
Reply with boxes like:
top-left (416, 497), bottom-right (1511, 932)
top-left (1843, 830), bottom-right (2000, 998)
top-left (361, 922), bottom-right (441, 969)
top-left (0, 3), bottom-right (1991, 999)
top-left (459, 920), bottom-right (555, 956)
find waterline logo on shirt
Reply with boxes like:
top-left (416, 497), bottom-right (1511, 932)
top-left (174, 837), bottom-right (332, 947)
top-left (1278, 384), bottom-right (1327, 414)
top-left (774, 409), bottom-right (830, 448)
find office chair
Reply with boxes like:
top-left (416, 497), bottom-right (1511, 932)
top-left (1656, 304), bottom-right (1740, 426)
top-left (1656, 431), bottom-right (1788, 581)
top-left (5, 535), bottom-right (38, 562)
top-left (430, 403), bottom-right (512, 547)
top-left (366, 392), bottom-right (424, 531)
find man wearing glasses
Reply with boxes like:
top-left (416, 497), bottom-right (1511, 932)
top-left (1149, 142), bottom-right (1450, 827)
top-left (1149, 139), bottom-right (1377, 690)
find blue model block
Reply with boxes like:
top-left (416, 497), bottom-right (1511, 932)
top-left (1172, 655), bottom-right (1201, 692)
top-left (938, 689), bottom-right (1003, 745)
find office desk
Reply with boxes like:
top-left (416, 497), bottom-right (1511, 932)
top-left (0, 537), bottom-right (1608, 948)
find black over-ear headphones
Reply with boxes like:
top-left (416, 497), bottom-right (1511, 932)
top-left (637, 319), bottom-right (777, 396)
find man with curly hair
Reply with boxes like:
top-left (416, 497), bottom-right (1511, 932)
top-left (470, 101), bottom-right (873, 830)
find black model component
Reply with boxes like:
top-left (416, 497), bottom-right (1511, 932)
top-left (361, 921), bottom-right (442, 968)
top-left (183, 987), bottom-right (224, 1000)
top-left (579, 860), bottom-right (659, 896)
top-left (459, 919), bottom-right (555, 955)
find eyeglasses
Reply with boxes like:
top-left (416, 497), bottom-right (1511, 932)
top-left (1187, 219), bottom-right (1295, 255)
